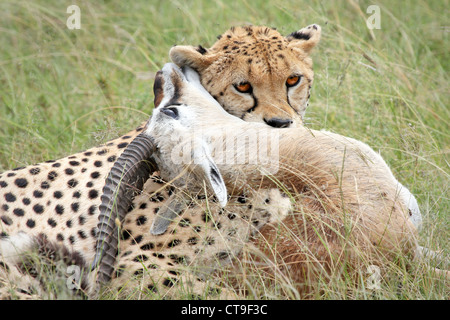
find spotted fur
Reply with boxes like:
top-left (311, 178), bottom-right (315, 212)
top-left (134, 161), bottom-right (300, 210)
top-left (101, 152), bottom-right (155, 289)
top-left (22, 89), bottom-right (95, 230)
top-left (170, 24), bottom-right (321, 126)
top-left (0, 126), bottom-right (291, 299)
top-left (0, 24), bottom-right (321, 299)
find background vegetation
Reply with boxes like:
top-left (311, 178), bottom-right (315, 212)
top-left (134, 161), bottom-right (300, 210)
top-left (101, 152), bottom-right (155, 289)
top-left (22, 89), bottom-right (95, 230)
top-left (0, 0), bottom-right (448, 299)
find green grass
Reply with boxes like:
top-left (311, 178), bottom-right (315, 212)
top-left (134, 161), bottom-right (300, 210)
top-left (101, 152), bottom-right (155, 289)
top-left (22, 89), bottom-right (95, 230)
top-left (0, 0), bottom-right (448, 299)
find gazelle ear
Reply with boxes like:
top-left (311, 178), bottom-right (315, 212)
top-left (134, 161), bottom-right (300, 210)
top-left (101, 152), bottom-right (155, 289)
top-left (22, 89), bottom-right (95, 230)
top-left (153, 70), bottom-right (165, 108)
top-left (152, 63), bottom-right (187, 109)
top-left (192, 140), bottom-right (228, 207)
top-left (170, 45), bottom-right (217, 72)
top-left (286, 24), bottom-right (321, 55)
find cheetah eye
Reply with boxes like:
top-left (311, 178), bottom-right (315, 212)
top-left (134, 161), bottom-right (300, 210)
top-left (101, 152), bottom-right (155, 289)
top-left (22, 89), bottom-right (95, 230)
top-left (286, 75), bottom-right (302, 88)
top-left (234, 82), bottom-right (252, 94)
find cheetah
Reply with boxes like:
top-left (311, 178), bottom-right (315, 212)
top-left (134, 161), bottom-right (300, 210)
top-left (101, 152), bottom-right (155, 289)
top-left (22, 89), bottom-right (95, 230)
top-left (170, 24), bottom-right (321, 126)
top-left (0, 125), bottom-right (291, 299)
top-left (0, 130), bottom-right (140, 298)
top-left (0, 24), bottom-right (321, 298)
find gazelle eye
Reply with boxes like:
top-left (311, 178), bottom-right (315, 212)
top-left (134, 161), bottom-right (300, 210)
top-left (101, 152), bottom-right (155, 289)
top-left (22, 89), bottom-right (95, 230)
top-left (161, 107), bottom-right (179, 119)
top-left (286, 75), bottom-right (301, 87)
top-left (234, 82), bottom-right (252, 93)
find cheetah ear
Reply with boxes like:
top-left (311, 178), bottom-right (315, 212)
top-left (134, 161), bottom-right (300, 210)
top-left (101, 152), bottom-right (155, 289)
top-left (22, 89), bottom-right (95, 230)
top-left (170, 45), bottom-right (217, 71)
top-left (286, 24), bottom-right (321, 55)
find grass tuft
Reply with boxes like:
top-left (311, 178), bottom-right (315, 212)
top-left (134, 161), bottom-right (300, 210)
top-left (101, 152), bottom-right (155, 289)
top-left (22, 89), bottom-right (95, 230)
top-left (0, 0), bottom-right (447, 299)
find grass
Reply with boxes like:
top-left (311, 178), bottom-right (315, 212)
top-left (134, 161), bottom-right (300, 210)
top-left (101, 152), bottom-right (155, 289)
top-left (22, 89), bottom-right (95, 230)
top-left (0, 0), bottom-right (448, 299)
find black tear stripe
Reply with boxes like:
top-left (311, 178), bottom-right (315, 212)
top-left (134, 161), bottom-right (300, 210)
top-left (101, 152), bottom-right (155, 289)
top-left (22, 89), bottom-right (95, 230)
top-left (286, 88), bottom-right (301, 116)
top-left (241, 95), bottom-right (258, 119)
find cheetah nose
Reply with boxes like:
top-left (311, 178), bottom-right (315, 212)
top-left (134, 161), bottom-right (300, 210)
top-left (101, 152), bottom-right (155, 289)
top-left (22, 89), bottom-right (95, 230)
top-left (264, 118), bottom-right (293, 128)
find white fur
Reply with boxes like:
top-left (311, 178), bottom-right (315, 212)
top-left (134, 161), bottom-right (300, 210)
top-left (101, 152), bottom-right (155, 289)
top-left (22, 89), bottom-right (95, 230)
top-left (0, 232), bottom-right (35, 264)
top-left (149, 64), bottom-right (422, 230)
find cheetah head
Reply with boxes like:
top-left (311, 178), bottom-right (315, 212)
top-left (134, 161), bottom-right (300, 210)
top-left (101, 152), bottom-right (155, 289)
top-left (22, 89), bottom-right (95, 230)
top-left (170, 24), bottom-right (321, 128)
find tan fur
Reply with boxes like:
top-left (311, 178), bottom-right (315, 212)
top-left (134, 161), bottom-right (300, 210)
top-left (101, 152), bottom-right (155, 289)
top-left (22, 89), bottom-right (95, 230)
top-left (148, 65), bottom-right (419, 296)
top-left (170, 25), bottom-right (321, 125)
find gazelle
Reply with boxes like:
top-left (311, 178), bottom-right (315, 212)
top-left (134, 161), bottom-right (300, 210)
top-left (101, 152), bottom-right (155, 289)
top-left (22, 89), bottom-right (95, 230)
top-left (94, 63), bottom-right (435, 293)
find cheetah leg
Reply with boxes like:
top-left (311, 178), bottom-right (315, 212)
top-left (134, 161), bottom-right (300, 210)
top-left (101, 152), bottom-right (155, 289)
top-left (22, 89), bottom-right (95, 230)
top-left (150, 193), bottom-right (188, 235)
